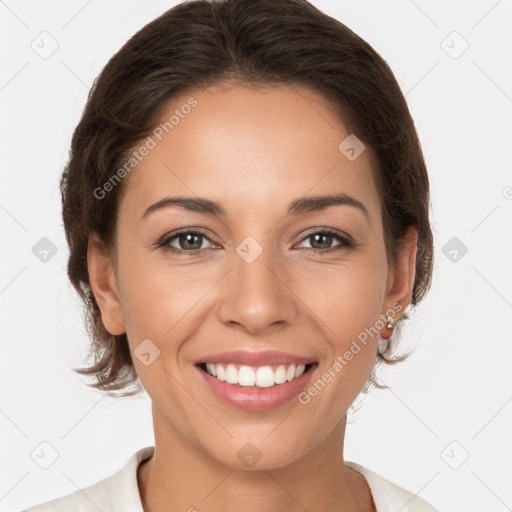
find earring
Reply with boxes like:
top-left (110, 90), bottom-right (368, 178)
top-left (381, 316), bottom-right (396, 340)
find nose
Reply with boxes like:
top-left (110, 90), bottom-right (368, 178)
top-left (218, 240), bottom-right (298, 335)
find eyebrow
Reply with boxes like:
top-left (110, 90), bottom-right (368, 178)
top-left (142, 193), bottom-right (369, 220)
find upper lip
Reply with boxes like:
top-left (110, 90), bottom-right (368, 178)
top-left (196, 350), bottom-right (316, 367)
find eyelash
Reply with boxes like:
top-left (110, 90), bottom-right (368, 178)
top-left (155, 228), bottom-right (356, 256)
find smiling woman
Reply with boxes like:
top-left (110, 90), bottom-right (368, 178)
top-left (25, 0), bottom-right (437, 511)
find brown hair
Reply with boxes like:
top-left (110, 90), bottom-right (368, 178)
top-left (62, 0), bottom-right (434, 396)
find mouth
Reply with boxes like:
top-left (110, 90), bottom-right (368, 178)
top-left (194, 350), bottom-right (318, 412)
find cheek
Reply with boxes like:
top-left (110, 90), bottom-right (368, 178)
top-left (307, 253), bottom-right (387, 378)
top-left (115, 247), bottom-right (215, 357)
top-left (302, 255), bottom-right (387, 336)
top-left (296, 266), bottom-right (386, 416)
top-left (117, 271), bottom-right (188, 345)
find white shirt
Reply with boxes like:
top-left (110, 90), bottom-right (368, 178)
top-left (25, 446), bottom-right (439, 511)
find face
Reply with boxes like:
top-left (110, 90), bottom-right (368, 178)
top-left (89, 82), bottom-right (416, 470)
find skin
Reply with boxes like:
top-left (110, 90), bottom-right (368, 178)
top-left (88, 82), bottom-right (417, 512)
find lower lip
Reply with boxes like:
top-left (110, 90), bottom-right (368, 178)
top-left (196, 365), bottom-right (316, 412)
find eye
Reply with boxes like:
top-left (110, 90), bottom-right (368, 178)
top-left (156, 229), bottom-right (215, 254)
top-left (296, 229), bottom-right (354, 254)
top-left (156, 227), bottom-right (355, 256)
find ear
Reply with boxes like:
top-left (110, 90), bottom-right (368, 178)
top-left (87, 232), bottom-right (126, 336)
top-left (383, 225), bottom-right (418, 321)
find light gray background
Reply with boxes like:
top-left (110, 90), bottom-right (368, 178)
top-left (1, 1), bottom-right (511, 511)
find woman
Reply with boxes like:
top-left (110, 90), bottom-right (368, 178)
top-left (26, 0), bottom-right (438, 510)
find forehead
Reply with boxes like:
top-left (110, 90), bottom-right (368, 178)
top-left (119, 82), bottom-right (380, 220)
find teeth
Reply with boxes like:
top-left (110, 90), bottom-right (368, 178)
top-left (275, 365), bottom-right (287, 384)
top-left (255, 366), bottom-right (275, 388)
top-left (216, 364), bottom-right (226, 381)
top-left (206, 363), bottom-right (217, 377)
top-left (295, 364), bottom-right (305, 378)
top-left (239, 366), bottom-right (255, 386)
top-left (204, 363), bottom-right (309, 387)
top-left (225, 364), bottom-right (238, 384)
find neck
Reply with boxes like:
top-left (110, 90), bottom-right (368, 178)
top-left (137, 406), bottom-right (375, 512)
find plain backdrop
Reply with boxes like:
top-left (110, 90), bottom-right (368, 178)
top-left (1, 1), bottom-right (511, 511)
